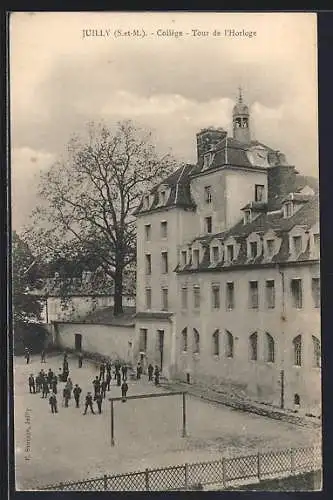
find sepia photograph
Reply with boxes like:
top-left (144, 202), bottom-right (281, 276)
top-left (10, 11), bottom-right (321, 491)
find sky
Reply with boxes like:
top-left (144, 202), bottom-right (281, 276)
top-left (10, 12), bottom-right (318, 231)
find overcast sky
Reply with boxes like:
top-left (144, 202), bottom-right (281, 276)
top-left (10, 12), bottom-right (318, 231)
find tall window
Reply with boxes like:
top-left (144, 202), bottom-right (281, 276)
top-left (193, 285), bottom-right (200, 309)
top-left (193, 328), bottom-right (200, 354)
top-left (225, 330), bottom-right (234, 358)
top-left (293, 236), bottom-right (302, 255)
top-left (212, 246), bottom-right (219, 264)
top-left (265, 332), bottom-right (275, 362)
top-left (249, 241), bottom-right (258, 259)
top-left (145, 288), bottom-right (152, 309)
top-left (226, 244), bottom-right (234, 263)
top-left (266, 239), bottom-right (275, 257)
top-left (161, 251), bottom-right (168, 274)
top-left (181, 328), bottom-right (188, 352)
top-left (161, 288), bottom-right (168, 311)
top-left (139, 328), bottom-right (148, 352)
top-left (244, 210), bottom-right (251, 224)
top-left (255, 184), bottom-right (265, 202)
top-left (312, 278), bottom-right (320, 308)
top-left (226, 282), bottom-right (235, 310)
top-left (291, 279), bottom-right (303, 309)
top-left (212, 330), bottom-right (219, 356)
top-left (312, 336), bottom-right (321, 368)
top-left (265, 280), bottom-right (275, 309)
top-left (181, 250), bottom-right (187, 267)
top-left (293, 335), bottom-right (302, 366)
top-left (313, 233), bottom-right (320, 255)
top-left (160, 221), bottom-right (168, 239)
top-left (193, 249), bottom-right (200, 267)
top-left (205, 216), bottom-right (212, 234)
top-left (144, 224), bottom-right (151, 241)
top-left (204, 186), bottom-right (212, 204)
top-left (145, 254), bottom-right (152, 275)
top-left (284, 202), bottom-right (293, 218)
top-left (181, 287), bottom-right (188, 310)
top-left (249, 281), bottom-right (259, 309)
top-left (249, 332), bottom-right (258, 361)
top-left (143, 195), bottom-right (149, 209)
top-left (159, 190), bottom-right (166, 204)
top-left (212, 284), bottom-right (220, 309)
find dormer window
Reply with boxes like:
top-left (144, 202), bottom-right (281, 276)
top-left (284, 202), bottom-right (293, 218)
top-left (193, 249), bottom-right (200, 267)
top-left (143, 195), bottom-right (150, 209)
top-left (244, 210), bottom-right (251, 224)
top-left (181, 250), bottom-right (187, 267)
top-left (203, 152), bottom-right (213, 169)
top-left (160, 190), bottom-right (166, 205)
top-left (211, 245), bottom-right (220, 264)
top-left (249, 241), bottom-right (258, 259)
top-left (293, 235), bottom-right (302, 255)
top-left (226, 244), bottom-right (234, 263)
top-left (266, 239), bottom-right (275, 257)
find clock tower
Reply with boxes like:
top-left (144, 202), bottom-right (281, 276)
top-left (232, 87), bottom-right (251, 144)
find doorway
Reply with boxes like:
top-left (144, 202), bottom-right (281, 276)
top-left (157, 330), bottom-right (164, 371)
top-left (75, 333), bottom-right (82, 351)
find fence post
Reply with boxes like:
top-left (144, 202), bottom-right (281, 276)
top-left (257, 453), bottom-right (261, 482)
top-left (103, 474), bottom-right (108, 490)
top-left (145, 468), bottom-right (150, 491)
top-left (184, 463), bottom-right (189, 489)
top-left (221, 457), bottom-right (226, 488)
top-left (290, 448), bottom-right (295, 474)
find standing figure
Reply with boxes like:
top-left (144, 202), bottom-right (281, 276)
top-left (28, 374), bottom-right (35, 394)
top-left (106, 371), bottom-right (112, 391)
top-left (78, 352), bottom-right (83, 368)
top-left (148, 363), bottom-right (154, 382)
top-left (116, 371), bottom-right (121, 387)
top-left (73, 384), bottom-right (82, 408)
top-left (49, 392), bottom-right (58, 413)
top-left (101, 380), bottom-right (107, 399)
top-left (41, 350), bottom-right (46, 363)
top-left (121, 364), bottom-right (128, 381)
top-left (83, 392), bottom-right (95, 415)
top-left (114, 360), bottom-right (121, 380)
top-left (95, 393), bottom-right (103, 414)
top-left (63, 387), bottom-right (70, 407)
top-left (121, 381), bottom-right (128, 402)
top-left (92, 376), bottom-right (100, 399)
top-left (99, 362), bottom-right (106, 381)
top-left (154, 366), bottom-right (160, 386)
top-left (51, 376), bottom-right (58, 395)
top-left (62, 360), bottom-right (69, 382)
top-left (42, 379), bottom-right (50, 399)
top-left (35, 373), bottom-right (41, 393)
top-left (106, 360), bottom-right (112, 377)
top-left (24, 348), bottom-right (30, 364)
top-left (65, 378), bottom-right (73, 399)
top-left (47, 368), bottom-right (54, 385)
top-left (136, 362), bottom-right (142, 380)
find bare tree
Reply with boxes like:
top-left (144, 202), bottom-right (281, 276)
top-left (25, 120), bottom-right (174, 315)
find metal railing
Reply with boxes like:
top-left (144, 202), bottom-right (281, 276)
top-left (42, 444), bottom-right (321, 491)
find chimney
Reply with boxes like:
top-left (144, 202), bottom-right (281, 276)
top-left (267, 164), bottom-right (297, 211)
top-left (196, 127), bottom-right (227, 163)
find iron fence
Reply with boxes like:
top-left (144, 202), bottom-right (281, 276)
top-left (42, 444), bottom-right (322, 491)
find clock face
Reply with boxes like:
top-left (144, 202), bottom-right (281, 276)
top-left (247, 147), bottom-right (269, 166)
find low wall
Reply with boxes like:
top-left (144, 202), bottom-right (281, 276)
top-left (55, 322), bottom-right (135, 363)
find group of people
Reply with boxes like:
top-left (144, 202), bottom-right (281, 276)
top-left (146, 362), bottom-right (160, 386)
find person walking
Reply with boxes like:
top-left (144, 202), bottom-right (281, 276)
top-left (63, 387), bottom-right (70, 407)
top-left (42, 379), bottom-right (50, 399)
top-left (114, 360), bottom-right (121, 380)
top-left (106, 371), bottom-right (112, 391)
top-left (51, 375), bottom-right (58, 395)
top-left (24, 347), bottom-right (30, 364)
top-left (154, 366), bottom-right (160, 386)
top-left (101, 379), bottom-right (107, 399)
top-left (121, 364), bottom-right (128, 381)
top-left (116, 371), bottom-right (121, 387)
top-left (62, 360), bottom-right (69, 382)
top-left (35, 373), bottom-right (41, 393)
top-left (95, 393), bottom-right (103, 414)
top-left (49, 392), bottom-right (58, 414)
top-left (148, 363), bottom-right (154, 382)
top-left (136, 362), bottom-right (142, 380)
top-left (121, 381), bottom-right (128, 402)
top-left (99, 362), bottom-right (106, 382)
top-left (73, 384), bottom-right (82, 408)
top-left (28, 374), bottom-right (35, 394)
top-left (92, 376), bottom-right (100, 399)
top-left (83, 392), bottom-right (95, 415)
top-left (41, 350), bottom-right (46, 363)
top-left (106, 360), bottom-right (112, 377)
top-left (47, 368), bottom-right (54, 385)
top-left (65, 378), bottom-right (73, 399)
top-left (78, 352), bottom-right (83, 368)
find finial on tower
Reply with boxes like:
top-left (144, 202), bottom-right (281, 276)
top-left (238, 86), bottom-right (243, 103)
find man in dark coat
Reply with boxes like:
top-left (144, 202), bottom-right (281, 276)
top-left (62, 360), bottom-right (69, 381)
top-left (148, 363), bottom-right (154, 382)
top-left (106, 360), bottom-right (112, 376)
top-left (63, 387), bottom-right (70, 407)
top-left (83, 392), bottom-right (95, 415)
top-left (95, 393), bottom-right (103, 414)
top-left (24, 348), bottom-right (30, 364)
top-left (121, 364), bottom-right (128, 381)
top-left (41, 350), bottom-right (46, 363)
top-left (28, 374), bottom-right (35, 394)
top-left (99, 362), bottom-right (106, 381)
top-left (136, 362), bottom-right (142, 380)
top-left (101, 380), bottom-right (107, 399)
top-left (42, 379), bottom-right (50, 399)
top-left (51, 376), bottom-right (58, 395)
top-left (35, 373), bottom-right (41, 393)
top-left (116, 371), bottom-right (121, 387)
top-left (106, 371), bottom-right (112, 391)
top-left (49, 392), bottom-right (58, 413)
top-left (154, 366), bottom-right (160, 386)
top-left (73, 384), bottom-right (82, 408)
top-left (92, 376), bottom-right (100, 399)
top-left (121, 381), bottom-right (128, 402)
top-left (78, 352), bottom-right (83, 368)
top-left (114, 360), bottom-right (121, 380)
top-left (47, 368), bottom-right (54, 385)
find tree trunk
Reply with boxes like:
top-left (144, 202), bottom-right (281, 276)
top-left (113, 265), bottom-right (123, 316)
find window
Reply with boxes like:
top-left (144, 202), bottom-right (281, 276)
top-left (160, 190), bottom-right (166, 205)
top-left (181, 287), bottom-right (188, 309)
top-left (265, 280), bottom-right (275, 309)
top-left (265, 332), bottom-right (275, 362)
top-left (204, 186), bottom-right (212, 204)
top-left (312, 278), bottom-right (320, 308)
top-left (293, 235), bottom-right (302, 255)
top-left (161, 221), bottom-right (168, 239)
top-left (181, 250), bottom-right (187, 267)
top-left (293, 335), bottom-right (302, 366)
top-left (161, 251), bottom-right (168, 274)
top-left (291, 279), bottom-right (303, 309)
top-left (249, 332), bottom-right (258, 361)
top-left (313, 233), bottom-right (320, 255)
top-left (212, 246), bottom-right (219, 264)
top-left (249, 281), bottom-right (259, 309)
top-left (193, 328), bottom-right (200, 354)
top-left (144, 224), bottom-right (151, 241)
top-left (193, 285), bottom-right (200, 309)
top-left (145, 288), bottom-right (152, 309)
top-left (139, 328), bottom-right (148, 352)
top-left (193, 249), bottom-right (200, 267)
top-left (143, 195), bottom-right (150, 209)
top-left (312, 336), bottom-right (321, 368)
top-left (244, 210), bottom-right (251, 224)
top-left (266, 239), bottom-right (275, 257)
top-left (203, 154), bottom-right (211, 169)
top-left (249, 241), bottom-right (258, 259)
top-left (181, 328), bottom-right (188, 352)
top-left (284, 202), bottom-right (293, 218)
top-left (145, 254), bottom-right (151, 275)
top-left (226, 244), bottom-right (234, 263)
top-left (225, 330), bottom-right (234, 358)
top-left (212, 284), bottom-right (220, 309)
top-left (226, 282), bottom-right (235, 310)
top-left (205, 216), bottom-right (212, 234)
top-left (212, 330), bottom-right (219, 356)
top-left (255, 184), bottom-right (265, 202)
top-left (161, 288), bottom-right (168, 311)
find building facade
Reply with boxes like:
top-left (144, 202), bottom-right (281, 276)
top-left (133, 90), bottom-right (320, 414)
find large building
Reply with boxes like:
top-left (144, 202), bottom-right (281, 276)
top-left (133, 90), bottom-right (320, 414)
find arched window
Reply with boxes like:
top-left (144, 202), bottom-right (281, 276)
top-left (181, 328), bottom-right (188, 352)
top-left (265, 332), bottom-right (275, 363)
top-left (293, 335), bottom-right (302, 366)
top-left (249, 332), bottom-right (258, 361)
top-left (212, 330), bottom-right (219, 356)
top-left (193, 328), bottom-right (200, 354)
top-left (225, 330), bottom-right (234, 358)
top-left (312, 335), bottom-right (321, 368)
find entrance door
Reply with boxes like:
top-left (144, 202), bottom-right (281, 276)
top-left (75, 333), bottom-right (82, 351)
top-left (157, 330), bottom-right (164, 371)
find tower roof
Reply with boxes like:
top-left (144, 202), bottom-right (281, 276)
top-left (233, 87), bottom-right (249, 116)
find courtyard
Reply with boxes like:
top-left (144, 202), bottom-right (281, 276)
top-left (14, 353), bottom-right (321, 490)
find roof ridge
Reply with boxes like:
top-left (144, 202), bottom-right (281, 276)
top-left (175, 164), bottom-right (188, 204)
